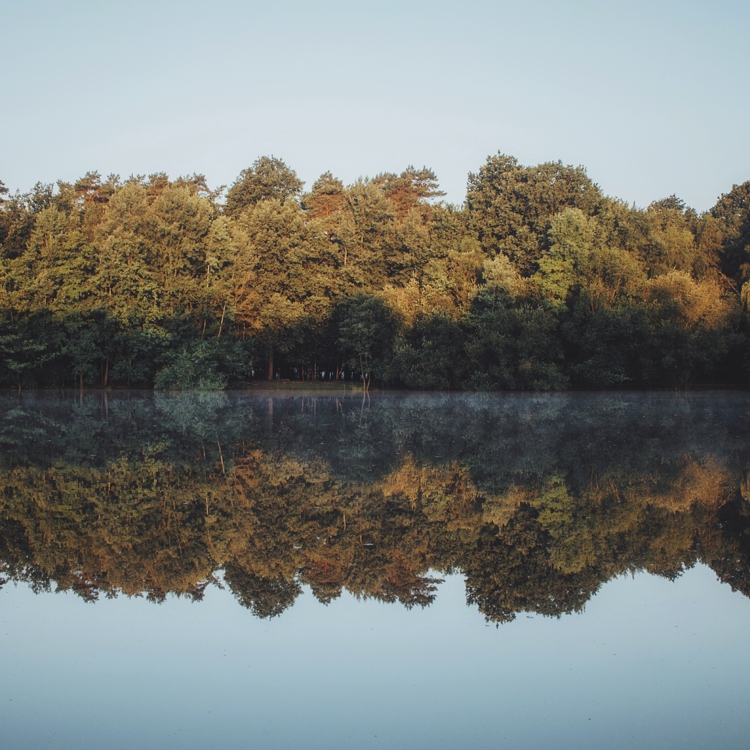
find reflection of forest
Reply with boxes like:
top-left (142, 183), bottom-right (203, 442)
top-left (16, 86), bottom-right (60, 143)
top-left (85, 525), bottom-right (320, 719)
top-left (1, 392), bottom-right (750, 623)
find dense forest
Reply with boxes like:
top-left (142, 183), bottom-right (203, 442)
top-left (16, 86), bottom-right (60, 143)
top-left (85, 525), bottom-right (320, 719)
top-left (2, 392), bottom-right (750, 622)
top-left (1, 155), bottom-right (749, 391)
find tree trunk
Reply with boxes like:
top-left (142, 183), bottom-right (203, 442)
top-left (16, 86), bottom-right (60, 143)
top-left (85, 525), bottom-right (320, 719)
top-left (267, 343), bottom-right (274, 380)
top-left (217, 304), bottom-right (227, 339)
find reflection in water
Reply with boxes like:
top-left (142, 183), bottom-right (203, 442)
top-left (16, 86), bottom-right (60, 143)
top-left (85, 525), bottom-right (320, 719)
top-left (1, 391), bottom-right (749, 623)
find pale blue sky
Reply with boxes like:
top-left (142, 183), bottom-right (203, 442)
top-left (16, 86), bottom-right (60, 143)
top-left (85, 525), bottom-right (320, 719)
top-left (2, 0), bottom-right (748, 210)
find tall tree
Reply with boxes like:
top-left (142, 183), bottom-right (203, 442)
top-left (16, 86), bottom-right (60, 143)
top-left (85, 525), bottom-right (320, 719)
top-left (637, 196), bottom-right (700, 277)
top-left (335, 294), bottom-right (400, 389)
top-left (467, 153), bottom-right (603, 276)
top-left (302, 172), bottom-right (347, 219)
top-left (711, 180), bottom-right (750, 292)
top-left (374, 166), bottom-right (445, 217)
top-left (235, 199), bottom-right (312, 378)
top-left (225, 156), bottom-right (303, 217)
top-left (334, 180), bottom-right (396, 294)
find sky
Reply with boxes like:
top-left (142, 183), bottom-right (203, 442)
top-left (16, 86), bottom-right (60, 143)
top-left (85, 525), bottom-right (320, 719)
top-left (1, 0), bottom-right (748, 211)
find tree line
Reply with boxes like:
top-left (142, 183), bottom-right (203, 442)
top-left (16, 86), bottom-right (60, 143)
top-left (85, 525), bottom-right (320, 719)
top-left (1, 154), bottom-right (749, 390)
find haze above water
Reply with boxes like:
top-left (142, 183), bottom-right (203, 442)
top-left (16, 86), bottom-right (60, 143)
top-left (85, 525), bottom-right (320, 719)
top-left (2, 391), bottom-right (750, 749)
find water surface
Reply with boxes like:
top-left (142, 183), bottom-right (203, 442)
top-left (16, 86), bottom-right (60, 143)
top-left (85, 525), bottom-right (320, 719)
top-left (1, 391), bottom-right (750, 748)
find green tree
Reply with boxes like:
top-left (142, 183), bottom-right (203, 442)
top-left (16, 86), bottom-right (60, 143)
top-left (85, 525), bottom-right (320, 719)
top-left (0, 182), bottom-right (55, 260)
top-left (638, 196), bottom-right (701, 277)
top-left (0, 312), bottom-right (52, 390)
top-left (61, 309), bottom-right (118, 389)
top-left (535, 208), bottom-right (645, 312)
top-left (235, 199), bottom-right (319, 378)
top-left (711, 180), bottom-right (750, 291)
top-left (467, 153), bottom-right (602, 276)
top-left (336, 294), bottom-right (400, 389)
top-left (464, 298), bottom-right (567, 391)
top-left (334, 180), bottom-right (397, 295)
top-left (392, 313), bottom-right (467, 389)
top-left (643, 271), bottom-right (734, 388)
top-left (142, 183), bottom-right (213, 316)
top-left (225, 156), bottom-right (303, 218)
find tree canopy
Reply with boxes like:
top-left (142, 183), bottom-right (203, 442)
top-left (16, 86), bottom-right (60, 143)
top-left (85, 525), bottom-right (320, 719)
top-left (0, 153), bottom-right (747, 391)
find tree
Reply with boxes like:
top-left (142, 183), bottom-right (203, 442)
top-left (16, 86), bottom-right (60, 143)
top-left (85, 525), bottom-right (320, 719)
top-left (467, 153), bottom-right (603, 276)
top-left (392, 313), bottom-right (467, 389)
top-left (0, 182), bottom-right (55, 260)
top-left (225, 156), bottom-right (303, 217)
top-left (644, 271), bottom-right (733, 388)
top-left (374, 165), bottom-right (445, 216)
top-left (535, 208), bottom-right (645, 312)
top-left (0, 312), bottom-right (52, 391)
top-left (235, 199), bottom-right (313, 378)
top-left (336, 295), bottom-right (400, 389)
top-left (333, 180), bottom-right (396, 294)
top-left (464, 297), bottom-right (567, 391)
top-left (61, 309), bottom-right (118, 389)
top-left (711, 180), bottom-right (750, 291)
top-left (142, 183), bottom-right (213, 315)
top-left (636, 196), bottom-right (700, 277)
top-left (302, 172), bottom-right (347, 219)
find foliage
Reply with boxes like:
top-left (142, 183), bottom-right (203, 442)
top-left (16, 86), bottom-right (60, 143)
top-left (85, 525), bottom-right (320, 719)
top-left (467, 153), bottom-right (603, 276)
top-left (1, 391), bottom-right (749, 622)
top-left (225, 156), bottom-right (304, 217)
top-left (0, 154), bottom-right (746, 391)
top-left (335, 294), bottom-right (400, 388)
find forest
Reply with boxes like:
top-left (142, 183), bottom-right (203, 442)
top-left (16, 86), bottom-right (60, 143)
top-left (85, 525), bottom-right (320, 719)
top-left (1, 154), bottom-right (749, 391)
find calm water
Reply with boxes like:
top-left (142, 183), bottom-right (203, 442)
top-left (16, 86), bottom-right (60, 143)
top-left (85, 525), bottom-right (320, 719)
top-left (1, 390), bottom-right (750, 749)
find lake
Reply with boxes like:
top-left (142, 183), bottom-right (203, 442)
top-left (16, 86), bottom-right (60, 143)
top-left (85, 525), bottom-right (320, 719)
top-left (1, 390), bottom-right (750, 749)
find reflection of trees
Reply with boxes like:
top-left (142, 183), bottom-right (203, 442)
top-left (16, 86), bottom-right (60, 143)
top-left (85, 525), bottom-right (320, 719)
top-left (223, 566), bottom-right (302, 618)
top-left (464, 505), bottom-right (599, 623)
top-left (703, 496), bottom-right (750, 598)
top-left (1, 392), bottom-right (750, 622)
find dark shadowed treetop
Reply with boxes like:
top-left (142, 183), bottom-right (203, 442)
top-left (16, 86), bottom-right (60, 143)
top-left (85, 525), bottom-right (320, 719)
top-left (173, 173), bottom-right (220, 200)
top-left (74, 171), bottom-right (110, 204)
top-left (225, 156), bottom-right (304, 217)
top-left (710, 180), bottom-right (750, 289)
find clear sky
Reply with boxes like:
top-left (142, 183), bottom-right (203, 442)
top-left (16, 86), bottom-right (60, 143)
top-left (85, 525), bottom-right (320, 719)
top-left (2, 0), bottom-right (748, 211)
